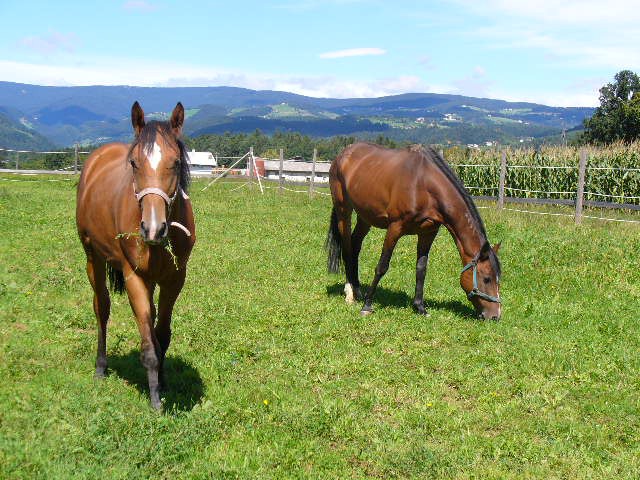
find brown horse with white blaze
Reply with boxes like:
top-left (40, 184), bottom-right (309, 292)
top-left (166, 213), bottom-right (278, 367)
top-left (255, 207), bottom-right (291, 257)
top-left (326, 142), bottom-right (501, 319)
top-left (76, 102), bottom-right (195, 409)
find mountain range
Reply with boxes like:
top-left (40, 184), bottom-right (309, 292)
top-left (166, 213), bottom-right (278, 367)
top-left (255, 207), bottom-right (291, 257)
top-left (0, 81), bottom-right (594, 149)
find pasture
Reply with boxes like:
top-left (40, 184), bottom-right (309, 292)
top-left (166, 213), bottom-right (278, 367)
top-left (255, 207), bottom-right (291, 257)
top-left (0, 174), bottom-right (639, 479)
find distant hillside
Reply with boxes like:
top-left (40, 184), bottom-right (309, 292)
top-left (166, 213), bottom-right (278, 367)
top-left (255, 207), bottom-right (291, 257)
top-left (0, 108), bottom-right (55, 151)
top-left (0, 82), bottom-right (595, 148)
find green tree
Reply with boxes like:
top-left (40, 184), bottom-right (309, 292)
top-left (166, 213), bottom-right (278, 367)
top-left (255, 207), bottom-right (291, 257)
top-left (583, 70), bottom-right (640, 144)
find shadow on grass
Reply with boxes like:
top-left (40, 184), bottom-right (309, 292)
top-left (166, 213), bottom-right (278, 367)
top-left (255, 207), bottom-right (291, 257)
top-left (108, 350), bottom-right (204, 412)
top-left (326, 282), bottom-right (477, 319)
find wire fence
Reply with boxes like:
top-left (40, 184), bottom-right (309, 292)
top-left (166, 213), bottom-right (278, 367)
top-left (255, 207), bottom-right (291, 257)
top-left (447, 148), bottom-right (640, 224)
top-left (0, 146), bottom-right (90, 173)
top-left (2, 145), bottom-right (639, 225)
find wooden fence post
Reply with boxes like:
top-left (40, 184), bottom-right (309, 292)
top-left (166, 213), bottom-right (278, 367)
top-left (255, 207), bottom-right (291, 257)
top-left (309, 148), bottom-right (317, 198)
top-left (278, 148), bottom-right (284, 194)
top-left (74, 144), bottom-right (79, 174)
top-left (498, 150), bottom-right (507, 210)
top-left (575, 148), bottom-right (587, 224)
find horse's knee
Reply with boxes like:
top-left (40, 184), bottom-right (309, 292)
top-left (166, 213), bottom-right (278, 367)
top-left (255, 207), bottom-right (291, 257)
top-left (375, 263), bottom-right (390, 277)
top-left (140, 346), bottom-right (159, 371)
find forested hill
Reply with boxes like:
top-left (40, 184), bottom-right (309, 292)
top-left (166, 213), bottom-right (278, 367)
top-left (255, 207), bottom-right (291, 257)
top-left (0, 108), bottom-right (55, 151)
top-left (0, 82), bottom-right (594, 148)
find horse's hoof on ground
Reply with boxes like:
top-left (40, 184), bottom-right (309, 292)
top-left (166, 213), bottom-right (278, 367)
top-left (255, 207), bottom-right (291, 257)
top-left (360, 308), bottom-right (374, 316)
top-left (150, 399), bottom-right (163, 411)
top-left (345, 297), bottom-right (357, 305)
top-left (94, 369), bottom-right (106, 379)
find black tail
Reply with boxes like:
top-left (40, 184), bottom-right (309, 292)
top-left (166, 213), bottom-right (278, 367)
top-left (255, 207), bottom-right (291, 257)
top-left (106, 264), bottom-right (125, 294)
top-left (325, 206), bottom-right (342, 273)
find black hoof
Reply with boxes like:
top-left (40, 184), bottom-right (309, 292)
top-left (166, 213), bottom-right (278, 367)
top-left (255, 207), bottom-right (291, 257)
top-left (413, 303), bottom-right (430, 316)
top-left (94, 368), bottom-right (107, 379)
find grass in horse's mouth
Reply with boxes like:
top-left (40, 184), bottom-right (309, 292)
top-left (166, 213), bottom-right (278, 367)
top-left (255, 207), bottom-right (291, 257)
top-left (115, 231), bottom-right (179, 270)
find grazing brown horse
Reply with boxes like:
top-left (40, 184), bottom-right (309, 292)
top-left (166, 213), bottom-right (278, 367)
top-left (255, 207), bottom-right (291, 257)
top-left (76, 102), bottom-right (195, 409)
top-left (326, 142), bottom-right (501, 319)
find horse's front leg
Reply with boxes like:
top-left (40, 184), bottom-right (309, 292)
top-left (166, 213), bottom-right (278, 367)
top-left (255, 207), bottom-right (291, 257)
top-left (155, 269), bottom-right (186, 391)
top-left (413, 228), bottom-right (439, 315)
top-left (124, 271), bottom-right (162, 410)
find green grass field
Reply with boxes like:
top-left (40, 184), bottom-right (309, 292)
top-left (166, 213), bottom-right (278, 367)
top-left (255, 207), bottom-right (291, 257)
top-left (1, 174), bottom-right (639, 479)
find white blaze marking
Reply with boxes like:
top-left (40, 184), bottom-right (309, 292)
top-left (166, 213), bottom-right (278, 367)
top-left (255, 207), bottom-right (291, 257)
top-left (147, 142), bottom-right (162, 171)
top-left (344, 283), bottom-right (355, 304)
top-left (147, 203), bottom-right (160, 240)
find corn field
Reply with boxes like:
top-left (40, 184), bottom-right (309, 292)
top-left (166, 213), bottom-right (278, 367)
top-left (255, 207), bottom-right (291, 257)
top-left (444, 143), bottom-right (640, 206)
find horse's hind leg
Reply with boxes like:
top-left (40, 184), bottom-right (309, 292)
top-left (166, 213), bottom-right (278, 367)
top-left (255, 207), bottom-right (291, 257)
top-left (350, 216), bottom-right (371, 300)
top-left (335, 206), bottom-right (358, 304)
top-left (85, 251), bottom-right (110, 378)
top-left (413, 229), bottom-right (439, 315)
top-left (155, 270), bottom-right (186, 391)
top-left (361, 222), bottom-right (403, 315)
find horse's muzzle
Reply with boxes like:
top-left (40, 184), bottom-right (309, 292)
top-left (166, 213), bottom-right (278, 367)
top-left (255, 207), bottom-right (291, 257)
top-left (479, 306), bottom-right (501, 321)
top-left (140, 220), bottom-right (168, 244)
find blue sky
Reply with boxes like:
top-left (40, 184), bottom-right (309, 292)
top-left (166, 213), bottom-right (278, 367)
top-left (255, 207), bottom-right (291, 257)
top-left (0, 0), bottom-right (637, 106)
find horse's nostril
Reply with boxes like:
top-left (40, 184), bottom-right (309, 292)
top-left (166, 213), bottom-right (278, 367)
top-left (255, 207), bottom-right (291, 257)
top-left (157, 221), bottom-right (168, 238)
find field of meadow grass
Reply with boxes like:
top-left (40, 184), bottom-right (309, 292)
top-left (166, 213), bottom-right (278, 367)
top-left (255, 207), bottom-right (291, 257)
top-left (0, 174), bottom-right (639, 479)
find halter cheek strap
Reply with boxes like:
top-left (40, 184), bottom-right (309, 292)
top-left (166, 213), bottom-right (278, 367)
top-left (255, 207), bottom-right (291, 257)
top-left (461, 259), bottom-right (501, 304)
top-left (133, 183), bottom-right (191, 237)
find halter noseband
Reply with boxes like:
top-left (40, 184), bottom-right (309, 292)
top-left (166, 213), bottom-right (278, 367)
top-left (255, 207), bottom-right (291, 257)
top-left (134, 185), bottom-right (179, 206)
top-left (461, 257), bottom-right (501, 304)
top-left (133, 183), bottom-right (191, 237)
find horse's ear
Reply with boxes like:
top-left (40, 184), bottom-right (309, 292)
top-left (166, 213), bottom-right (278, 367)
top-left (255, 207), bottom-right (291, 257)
top-left (131, 101), bottom-right (145, 136)
top-left (479, 241), bottom-right (491, 259)
top-left (492, 242), bottom-right (502, 254)
top-left (170, 102), bottom-right (184, 136)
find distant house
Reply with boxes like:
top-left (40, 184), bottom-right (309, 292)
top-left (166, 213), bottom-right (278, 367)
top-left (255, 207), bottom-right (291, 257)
top-left (186, 150), bottom-right (217, 171)
top-left (261, 159), bottom-right (331, 183)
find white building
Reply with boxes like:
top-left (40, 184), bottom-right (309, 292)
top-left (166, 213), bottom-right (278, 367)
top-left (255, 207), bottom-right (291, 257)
top-left (186, 150), bottom-right (217, 171)
top-left (261, 159), bottom-right (331, 183)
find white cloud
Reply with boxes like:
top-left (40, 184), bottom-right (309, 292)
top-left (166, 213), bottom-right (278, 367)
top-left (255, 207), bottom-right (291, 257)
top-left (465, 0), bottom-right (640, 26)
top-left (452, 0), bottom-right (640, 71)
top-left (319, 48), bottom-right (386, 59)
top-left (0, 58), bottom-right (443, 99)
top-left (19, 31), bottom-right (79, 55)
top-left (123, 1), bottom-right (157, 12)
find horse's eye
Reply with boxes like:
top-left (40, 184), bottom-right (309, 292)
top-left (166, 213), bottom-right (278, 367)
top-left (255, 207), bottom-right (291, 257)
top-left (483, 277), bottom-right (491, 284)
top-left (129, 158), bottom-right (137, 169)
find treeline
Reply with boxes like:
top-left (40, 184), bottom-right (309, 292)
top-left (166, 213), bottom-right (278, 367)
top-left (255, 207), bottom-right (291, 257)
top-left (184, 130), bottom-right (399, 164)
top-left (0, 147), bottom-right (79, 170)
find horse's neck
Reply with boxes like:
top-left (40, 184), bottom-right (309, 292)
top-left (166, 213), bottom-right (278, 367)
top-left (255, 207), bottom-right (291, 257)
top-left (438, 187), bottom-right (485, 265)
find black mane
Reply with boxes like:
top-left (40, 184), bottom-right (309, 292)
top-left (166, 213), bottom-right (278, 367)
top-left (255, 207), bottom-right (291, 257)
top-left (420, 145), bottom-right (501, 278)
top-left (128, 120), bottom-right (191, 193)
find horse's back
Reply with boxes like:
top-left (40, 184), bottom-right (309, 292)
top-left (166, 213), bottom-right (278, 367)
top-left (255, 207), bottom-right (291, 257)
top-left (331, 143), bottom-right (432, 227)
top-left (76, 142), bottom-right (130, 253)
top-left (79, 143), bottom-right (128, 189)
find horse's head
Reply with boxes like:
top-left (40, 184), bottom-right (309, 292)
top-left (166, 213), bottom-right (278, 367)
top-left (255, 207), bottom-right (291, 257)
top-left (129, 101), bottom-right (188, 245)
top-left (460, 241), bottom-right (501, 320)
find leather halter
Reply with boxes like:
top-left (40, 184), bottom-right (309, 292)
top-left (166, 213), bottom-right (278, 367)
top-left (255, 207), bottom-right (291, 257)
top-left (133, 183), bottom-right (191, 237)
top-left (461, 256), bottom-right (501, 304)
top-left (134, 185), bottom-right (179, 206)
